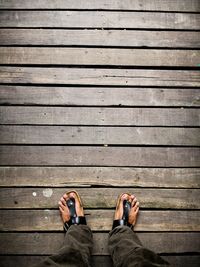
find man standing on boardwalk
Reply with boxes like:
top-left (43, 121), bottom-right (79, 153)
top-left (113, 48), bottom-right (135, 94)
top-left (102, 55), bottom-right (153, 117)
top-left (33, 191), bottom-right (170, 267)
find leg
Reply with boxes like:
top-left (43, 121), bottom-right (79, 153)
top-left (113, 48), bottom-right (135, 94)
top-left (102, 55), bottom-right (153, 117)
top-left (33, 191), bottom-right (93, 267)
top-left (108, 193), bottom-right (170, 267)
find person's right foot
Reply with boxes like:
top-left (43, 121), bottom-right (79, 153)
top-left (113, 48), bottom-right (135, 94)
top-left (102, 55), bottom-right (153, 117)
top-left (114, 193), bottom-right (139, 226)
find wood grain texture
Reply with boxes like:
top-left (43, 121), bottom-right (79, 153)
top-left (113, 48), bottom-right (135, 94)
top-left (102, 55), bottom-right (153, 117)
top-left (0, 146), bottom-right (199, 167)
top-left (0, 1), bottom-right (199, 264)
top-left (0, 167), bottom-right (199, 188)
top-left (0, 29), bottom-right (199, 48)
top-left (0, 232), bottom-right (199, 254)
top-left (1, 47), bottom-right (199, 67)
top-left (1, 107), bottom-right (199, 126)
top-left (0, 210), bottom-right (199, 231)
top-left (0, 255), bottom-right (200, 267)
top-left (95, 255), bottom-right (200, 267)
top-left (0, 188), bottom-right (199, 209)
top-left (0, 0), bottom-right (199, 11)
top-left (1, 86), bottom-right (199, 106)
top-left (0, 11), bottom-right (199, 29)
top-left (1, 126), bottom-right (199, 145)
top-left (1, 67), bottom-right (199, 87)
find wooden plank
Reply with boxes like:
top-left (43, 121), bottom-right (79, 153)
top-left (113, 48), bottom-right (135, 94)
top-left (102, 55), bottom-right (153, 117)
top-left (1, 47), bottom-right (199, 67)
top-left (0, 256), bottom-right (47, 267)
top-left (1, 87), bottom-right (200, 107)
top-left (0, 146), bottom-right (199, 167)
top-left (94, 255), bottom-right (200, 267)
top-left (162, 256), bottom-right (200, 267)
top-left (0, 210), bottom-right (199, 231)
top-left (0, 188), bottom-right (199, 209)
top-left (0, 232), bottom-right (199, 254)
top-left (1, 255), bottom-right (200, 267)
top-left (0, 167), bottom-right (199, 188)
top-left (1, 126), bottom-right (200, 145)
top-left (0, 0), bottom-right (199, 12)
top-left (0, 29), bottom-right (200, 48)
top-left (0, 67), bottom-right (199, 87)
top-left (1, 107), bottom-right (199, 126)
top-left (0, 11), bottom-right (199, 30)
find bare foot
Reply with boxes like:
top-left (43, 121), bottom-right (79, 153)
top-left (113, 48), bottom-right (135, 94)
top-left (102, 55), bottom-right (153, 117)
top-left (114, 193), bottom-right (139, 226)
top-left (58, 191), bottom-right (84, 223)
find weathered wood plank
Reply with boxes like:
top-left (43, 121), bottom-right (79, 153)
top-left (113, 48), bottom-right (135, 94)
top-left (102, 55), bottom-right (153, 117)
top-left (0, 11), bottom-right (199, 30)
top-left (161, 256), bottom-right (200, 267)
top-left (1, 67), bottom-right (199, 87)
top-left (0, 210), bottom-right (199, 231)
top-left (0, 188), bottom-right (199, 209)
top-left (1, 47), bottom-right (199, 67)
top-left (94, 255), bottom-right (200, 267)
top-left (1, 255), bottom-right (200, 267)
top-left (0, 256), bottom-right (47, 267)
top-left (0, 146), bottom-right (199, 167)
top-left (0, 0), bottom-right (199, 12)
top-left (1, 126), bottom-right (199, 145)
top-left (1, 107), bottom-right (199, 126)
top-left (0, 29), bottom-right (200, 48)
top-left (0, 167), bottom-right (199, 188)
top-left (0, 233), bottom-right (199, 254)
top-left (1, 87), bottom-right (199, 107)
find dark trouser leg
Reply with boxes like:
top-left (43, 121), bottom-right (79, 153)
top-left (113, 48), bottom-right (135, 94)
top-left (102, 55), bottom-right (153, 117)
top-left (33, 225), bottom-right (93, 267)
top-left (108, 226), bottom-right (170, 267)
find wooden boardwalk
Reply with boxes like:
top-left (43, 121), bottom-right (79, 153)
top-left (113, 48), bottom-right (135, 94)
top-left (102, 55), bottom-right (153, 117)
top-left (0, 1), bottom-right (200, 266)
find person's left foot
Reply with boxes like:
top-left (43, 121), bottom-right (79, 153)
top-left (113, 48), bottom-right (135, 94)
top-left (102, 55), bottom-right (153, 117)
top-left (58, 191), bottom-right (84, 223)
top-left (114, 193), bottom-right (139, 227)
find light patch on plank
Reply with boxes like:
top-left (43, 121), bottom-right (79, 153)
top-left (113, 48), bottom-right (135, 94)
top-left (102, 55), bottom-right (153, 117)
top-left (32, 192), bottom-right (37, 197)
top-left (42, 189), bottom-right (53, 198)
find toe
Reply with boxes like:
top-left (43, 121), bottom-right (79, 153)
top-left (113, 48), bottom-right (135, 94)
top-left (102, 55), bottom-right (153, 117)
top-left (114, 193), bottom-right (126, 220)
top-left (63, 193), bottom-right (69, 200)
top-left (119, 195), bottom-right (124, 208)
top-left (60, 197), bottom-right (66, 206)
top-left (134, 201), bottom-right (139, 211)
top-left (59, 206), bottom-right (64, 212)
top-left (131, 197), bottom-right (137, 207)
top-left (120, 193), bottom-right (129, 202)
top-left (58, 201), bottom-right (65, 211)
top-left (58, 201), bottom-right (65, 210)
top-left (135, 206), bottom-right (139, 214)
